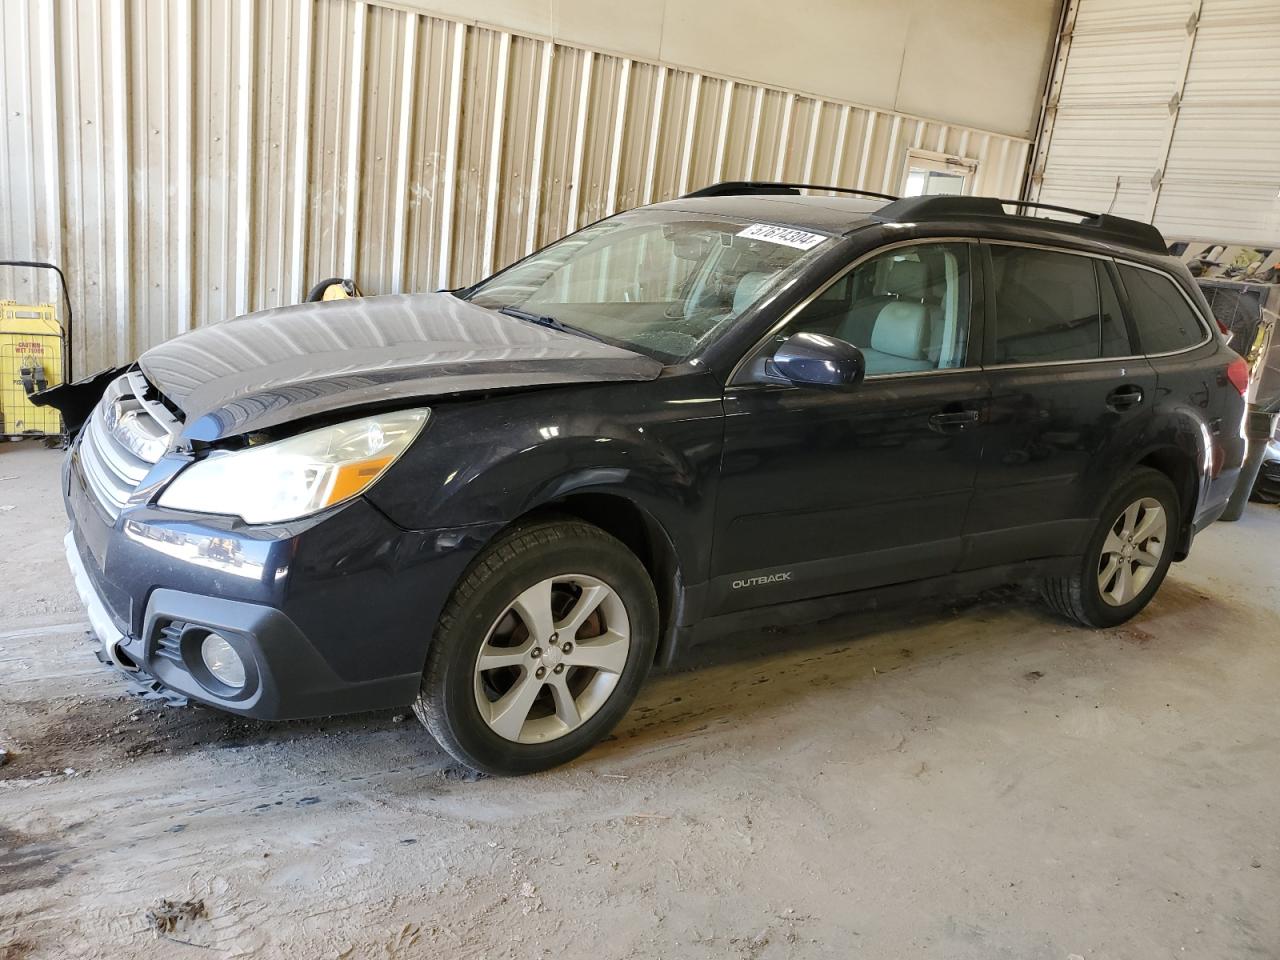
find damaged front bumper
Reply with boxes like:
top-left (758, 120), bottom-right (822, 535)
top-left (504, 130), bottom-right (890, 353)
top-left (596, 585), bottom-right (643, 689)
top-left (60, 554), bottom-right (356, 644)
top-left (61, 427), bottom-right (502, 720)
top-left (64, 529), bottom-right (133, 670)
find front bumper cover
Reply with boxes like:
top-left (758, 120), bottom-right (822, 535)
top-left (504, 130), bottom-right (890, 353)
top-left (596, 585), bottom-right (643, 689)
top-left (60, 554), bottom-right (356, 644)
top-left (64, 530), bottom-right (132, 669)
top-left (66, 524), bottom-right (425, 717)
top-left (64, 441), bottom-right (503, 719)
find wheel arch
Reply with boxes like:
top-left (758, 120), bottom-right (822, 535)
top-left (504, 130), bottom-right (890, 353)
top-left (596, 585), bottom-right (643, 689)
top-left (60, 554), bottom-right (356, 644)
top-left (1130, 445), bottom-right (1199, 559)
top-left (506, 491), bottom-right (687, 668)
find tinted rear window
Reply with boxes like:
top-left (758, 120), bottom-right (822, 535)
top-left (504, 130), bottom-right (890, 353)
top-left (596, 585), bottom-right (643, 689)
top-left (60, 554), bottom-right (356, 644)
top-left (990, 246), bottom-right (1128, 363)
top-left (1117, 265), bottom-right (1207, 354)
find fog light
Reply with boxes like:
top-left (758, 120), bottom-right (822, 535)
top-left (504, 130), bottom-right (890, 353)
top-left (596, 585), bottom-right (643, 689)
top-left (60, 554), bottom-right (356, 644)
top-left (201, 633), bottom-right (246, 688)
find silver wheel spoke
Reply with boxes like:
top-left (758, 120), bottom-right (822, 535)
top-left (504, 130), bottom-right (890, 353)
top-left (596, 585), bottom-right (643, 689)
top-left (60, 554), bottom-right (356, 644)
top-left (1133, 548), bottom-right (1160, 568)
top-left (1114, 561), bottom-right (1133, 603)
top-left (557, 583), bottom-right (609, 638)
top-left (511, 579), bottom-right (556, 644)
top-left (565, 630), bottom-right (630, 674)
top-left (1122, 501), bottom-right (1141, 537)
top-left (1102, 529), bottom-right (1126, 556)
top-left (477, 640), bottom-right (533, 672)
top-left (548, 674), bottom-right (582, 729)
top-left (487, 669), bottom-right (544, 740)
top-left (1133, 508), bottom-right (1165, 546)
top-left (1098, 553), bottom-right (1122, 592)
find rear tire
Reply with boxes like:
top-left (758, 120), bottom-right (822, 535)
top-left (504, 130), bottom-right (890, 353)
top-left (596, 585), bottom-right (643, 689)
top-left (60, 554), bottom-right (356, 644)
top-left (1042, 467), bottom-right (1180, 628)
top-left (413, 518), bottom-right (658, 776)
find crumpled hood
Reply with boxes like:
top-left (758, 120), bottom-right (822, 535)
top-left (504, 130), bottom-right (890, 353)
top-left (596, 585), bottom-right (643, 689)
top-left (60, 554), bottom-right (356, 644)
top-left (137, 292), bottom-right (663, 441)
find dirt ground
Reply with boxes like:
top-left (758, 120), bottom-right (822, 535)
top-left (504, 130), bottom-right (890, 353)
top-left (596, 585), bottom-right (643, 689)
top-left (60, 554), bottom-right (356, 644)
top-left (1, 439), bottom-right (1277, 959)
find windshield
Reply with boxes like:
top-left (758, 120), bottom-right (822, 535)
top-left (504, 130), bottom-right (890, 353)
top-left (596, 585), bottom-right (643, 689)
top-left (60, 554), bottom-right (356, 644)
top-left (463, 210), bottom-right (831, 362)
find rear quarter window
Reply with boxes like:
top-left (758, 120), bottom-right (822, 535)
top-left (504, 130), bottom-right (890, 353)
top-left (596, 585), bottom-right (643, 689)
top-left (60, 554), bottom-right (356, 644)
top-left (1117, 265), bottom-right (1207, 355)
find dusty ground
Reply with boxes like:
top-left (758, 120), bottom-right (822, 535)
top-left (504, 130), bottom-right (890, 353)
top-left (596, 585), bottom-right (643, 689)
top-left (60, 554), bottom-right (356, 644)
top-left (1, 440), bottom-right (1277, 959)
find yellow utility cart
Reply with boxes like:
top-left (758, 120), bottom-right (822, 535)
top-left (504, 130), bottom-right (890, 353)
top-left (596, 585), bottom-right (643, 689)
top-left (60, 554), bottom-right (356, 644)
top-left (0, 259), bottom-right (74, 439)
top-left (1, 299), bottom-right (65, 437)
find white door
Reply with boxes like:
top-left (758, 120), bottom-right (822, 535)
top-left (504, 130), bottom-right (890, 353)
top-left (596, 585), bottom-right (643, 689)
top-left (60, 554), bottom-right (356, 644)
top-left (902, 150), bottom-right (978, 197)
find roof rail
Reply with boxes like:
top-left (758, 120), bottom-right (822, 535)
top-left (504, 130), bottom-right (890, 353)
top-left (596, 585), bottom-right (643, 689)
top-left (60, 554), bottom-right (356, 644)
top-left (873, 195), bottom-right (1167, 254)
top-left (683, 180), bottom-right (900, 203)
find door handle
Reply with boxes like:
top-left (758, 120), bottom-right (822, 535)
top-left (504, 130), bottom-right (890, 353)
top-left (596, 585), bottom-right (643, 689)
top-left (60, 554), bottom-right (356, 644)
top-left (928, 409), bottom-right (980, 432)
top-left (1106, 384), bottom-right (1144, 411)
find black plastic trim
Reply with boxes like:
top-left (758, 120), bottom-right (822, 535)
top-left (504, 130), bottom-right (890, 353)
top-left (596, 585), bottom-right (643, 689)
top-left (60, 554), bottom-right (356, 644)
top-left (873, 195), bottom-right (1168, 254)
top-left (682, 180), bottom-right (900, 202)
top-left (140, 589), bottom-right (421, 718)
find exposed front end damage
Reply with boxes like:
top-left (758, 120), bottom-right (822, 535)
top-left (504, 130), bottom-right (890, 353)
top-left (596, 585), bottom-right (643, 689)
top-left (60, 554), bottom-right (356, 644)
top-left (28, 365), bottom-right (130, 440)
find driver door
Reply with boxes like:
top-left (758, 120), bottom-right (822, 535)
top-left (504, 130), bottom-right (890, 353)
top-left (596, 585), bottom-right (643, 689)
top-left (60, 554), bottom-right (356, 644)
top-left (709, 240), bottom-right (990, 614)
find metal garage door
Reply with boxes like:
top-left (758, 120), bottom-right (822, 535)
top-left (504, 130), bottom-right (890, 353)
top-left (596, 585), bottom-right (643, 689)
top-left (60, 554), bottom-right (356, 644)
top-left (1030, 0), bottom-right (1280, 246)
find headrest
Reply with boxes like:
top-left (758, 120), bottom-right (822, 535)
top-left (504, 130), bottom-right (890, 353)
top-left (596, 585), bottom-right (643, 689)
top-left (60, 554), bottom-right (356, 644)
top-left (733, 272), bottom-right (773, 313)
top-left (884, 259), bottom-right (928, 299)
top-left (871, 302), bottom-right (931, 360)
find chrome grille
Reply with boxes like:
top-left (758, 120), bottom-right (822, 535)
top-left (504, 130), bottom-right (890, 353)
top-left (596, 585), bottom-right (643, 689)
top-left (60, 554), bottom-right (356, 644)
top-left (78, 371), bottom-right (179, 520)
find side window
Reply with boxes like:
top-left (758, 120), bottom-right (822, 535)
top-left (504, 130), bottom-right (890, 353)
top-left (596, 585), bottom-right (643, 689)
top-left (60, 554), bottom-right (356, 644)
top-left (784, 243), bottom-right (973, 376)
top-left (1116, 265), bottom-right (1207, 354)
top-left (990, 246), bottom-right (1110, 363)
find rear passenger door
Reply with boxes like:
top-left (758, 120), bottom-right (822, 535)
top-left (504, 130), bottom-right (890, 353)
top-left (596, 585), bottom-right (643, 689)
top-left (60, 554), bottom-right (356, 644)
top-left (961, 243), bottom-right (1157, 569)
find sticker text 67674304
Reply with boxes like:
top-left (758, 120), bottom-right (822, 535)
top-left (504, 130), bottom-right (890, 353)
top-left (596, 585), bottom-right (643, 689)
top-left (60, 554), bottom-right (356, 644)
top-left (736, 223), bottom-right (828, 251)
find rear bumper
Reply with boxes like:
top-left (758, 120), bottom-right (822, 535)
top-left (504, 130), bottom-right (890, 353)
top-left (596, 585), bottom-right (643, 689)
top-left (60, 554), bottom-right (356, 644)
top-left (1192, 496), bottom-right (1229, 534)
top-left (63, 442), bottom-right (503, 719)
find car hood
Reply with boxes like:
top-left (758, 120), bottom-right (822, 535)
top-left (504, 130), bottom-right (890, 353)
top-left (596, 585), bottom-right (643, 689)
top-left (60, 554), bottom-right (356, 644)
top-left (136, 293), bottom-right (664, 441)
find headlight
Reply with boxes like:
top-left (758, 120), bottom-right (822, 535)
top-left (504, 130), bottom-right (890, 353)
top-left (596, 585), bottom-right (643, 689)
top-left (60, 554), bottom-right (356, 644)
top-left (158, 409), bottom-right (429, 523)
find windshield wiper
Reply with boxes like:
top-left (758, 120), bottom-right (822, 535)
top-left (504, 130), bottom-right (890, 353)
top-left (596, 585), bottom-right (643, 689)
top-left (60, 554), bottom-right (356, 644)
top-left (497, 306), bottom-right (604, 343)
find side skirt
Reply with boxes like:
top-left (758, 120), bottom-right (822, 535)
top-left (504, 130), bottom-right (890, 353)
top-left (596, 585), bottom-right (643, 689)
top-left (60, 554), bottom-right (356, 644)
top-left (662, 556), bottom-right (1079, 665)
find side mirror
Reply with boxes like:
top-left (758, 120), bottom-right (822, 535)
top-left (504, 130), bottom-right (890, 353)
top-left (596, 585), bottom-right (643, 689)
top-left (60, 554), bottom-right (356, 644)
top-left (770, 332), bottom-right (866, 388)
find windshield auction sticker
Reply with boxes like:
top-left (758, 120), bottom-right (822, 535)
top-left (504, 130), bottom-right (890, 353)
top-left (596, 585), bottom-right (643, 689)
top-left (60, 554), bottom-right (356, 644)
top-left (736, 223), bottom-right (828, 250)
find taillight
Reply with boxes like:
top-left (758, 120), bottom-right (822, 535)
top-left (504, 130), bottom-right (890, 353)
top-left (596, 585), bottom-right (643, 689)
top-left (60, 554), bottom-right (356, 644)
top-left (1225, 357), bottom-right (1249, 395)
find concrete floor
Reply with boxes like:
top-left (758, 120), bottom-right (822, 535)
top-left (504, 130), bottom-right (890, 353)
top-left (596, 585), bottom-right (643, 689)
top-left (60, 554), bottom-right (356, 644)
top-left (1, 439), bottom-right (1277, 959)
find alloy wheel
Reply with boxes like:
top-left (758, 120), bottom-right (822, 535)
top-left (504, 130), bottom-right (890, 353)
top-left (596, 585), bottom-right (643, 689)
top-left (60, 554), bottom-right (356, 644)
top-left (1097, 497), bottom-right (1166, 607)
top-left (473, 574), bottom-right (631, 743)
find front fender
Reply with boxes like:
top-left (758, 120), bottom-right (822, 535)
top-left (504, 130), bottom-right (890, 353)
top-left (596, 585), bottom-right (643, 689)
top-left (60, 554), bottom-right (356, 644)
top-left (363, 376), bottom-right (726, 576)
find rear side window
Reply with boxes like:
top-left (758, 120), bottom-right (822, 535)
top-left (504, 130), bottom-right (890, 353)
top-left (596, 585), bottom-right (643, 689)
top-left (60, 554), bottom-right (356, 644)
top-left (1116, 265), bottom-right (1207, 354)
top-left (989, 246), bottom-right (1130, 363)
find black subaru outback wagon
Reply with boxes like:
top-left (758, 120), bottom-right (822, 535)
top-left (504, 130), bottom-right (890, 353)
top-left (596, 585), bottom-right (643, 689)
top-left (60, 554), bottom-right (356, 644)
top-left (52, 183), bottom-right (1248, 774)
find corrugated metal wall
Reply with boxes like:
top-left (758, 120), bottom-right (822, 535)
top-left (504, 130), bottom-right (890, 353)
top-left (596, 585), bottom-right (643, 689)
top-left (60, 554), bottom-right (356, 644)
top-left (1030, 0), bottom-right (1280, 246)
top-left (0, 0), bottom-right (1031, 372)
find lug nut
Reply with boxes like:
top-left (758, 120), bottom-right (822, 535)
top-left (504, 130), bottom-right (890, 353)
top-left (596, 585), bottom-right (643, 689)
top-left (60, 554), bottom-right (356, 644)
top-left (553, 664), bottom-right (565, 674)
top-left (531, 647), bottom-right (542, 658)
top-left (536, 666), bottom-right (547, 679)
top-left (562, 641), bottom-right (573, 654)
top-left (550, 632), bottom-right (559, 643)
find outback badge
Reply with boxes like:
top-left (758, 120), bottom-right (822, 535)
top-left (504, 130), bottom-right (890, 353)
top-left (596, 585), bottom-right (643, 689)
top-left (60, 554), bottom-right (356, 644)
top-left (732, 572), bottom-right (794, 589)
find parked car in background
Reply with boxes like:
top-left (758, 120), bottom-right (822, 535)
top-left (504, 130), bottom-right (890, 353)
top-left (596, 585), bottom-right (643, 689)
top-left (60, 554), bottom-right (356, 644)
top-left (1173, 241), bottom-right (1280, 508)
top-left (43, 184), bottom-right (1248, 774)
top-left (1254, 421), bottom-right (1280, 503)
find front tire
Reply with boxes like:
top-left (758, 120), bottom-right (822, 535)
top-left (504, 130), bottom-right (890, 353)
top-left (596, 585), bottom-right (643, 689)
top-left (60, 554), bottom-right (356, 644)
top-left (1043, 467), bottom-right (1180, 628)
top-left (414, 518), bottom-right (659, 776)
